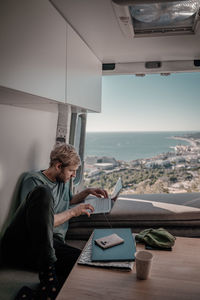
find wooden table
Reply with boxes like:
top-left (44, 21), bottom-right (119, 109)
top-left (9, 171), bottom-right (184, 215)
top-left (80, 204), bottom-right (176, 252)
top-left (57, 237), bottom-right (200, 300)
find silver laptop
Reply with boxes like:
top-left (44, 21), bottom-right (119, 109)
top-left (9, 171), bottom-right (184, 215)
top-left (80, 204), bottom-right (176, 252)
top-left (84, 177), bottom-right (122, 214)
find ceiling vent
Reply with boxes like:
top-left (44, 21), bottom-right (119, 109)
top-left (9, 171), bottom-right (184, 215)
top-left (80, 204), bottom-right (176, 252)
top-left (112, 0), bottom-right (200, 37)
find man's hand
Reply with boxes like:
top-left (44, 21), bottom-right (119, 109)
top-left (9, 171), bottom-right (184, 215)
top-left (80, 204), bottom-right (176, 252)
top-left (87, 188), bottom-right (109, 199)
top-left (70, 203), bottom-right (94, 218)
top-left (70, 187), bottom-right (109, 205)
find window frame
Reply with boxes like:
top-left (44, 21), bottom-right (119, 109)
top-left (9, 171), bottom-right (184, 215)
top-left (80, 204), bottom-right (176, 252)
top-left (69, 112), bottom-right (87, 186)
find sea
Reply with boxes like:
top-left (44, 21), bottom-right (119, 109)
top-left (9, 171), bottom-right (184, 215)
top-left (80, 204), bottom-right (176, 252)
top-left (85, 131), bottom-right (194, 162)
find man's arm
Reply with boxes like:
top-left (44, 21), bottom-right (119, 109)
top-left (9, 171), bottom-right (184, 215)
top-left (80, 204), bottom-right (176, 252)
top-left (70, 188), bottom-right (108, 205)
top-left (54, 202), bottom-right (94, 227)
top-left (54, 187), bottom-right (108, 226)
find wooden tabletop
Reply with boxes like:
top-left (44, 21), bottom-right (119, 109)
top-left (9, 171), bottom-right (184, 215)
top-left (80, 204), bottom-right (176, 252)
top-left (57, 237), bottom-right (200, 300)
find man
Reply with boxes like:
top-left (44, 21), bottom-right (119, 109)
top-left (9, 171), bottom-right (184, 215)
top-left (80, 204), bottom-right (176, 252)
top-left (1, 144), bottom-right (108, 300)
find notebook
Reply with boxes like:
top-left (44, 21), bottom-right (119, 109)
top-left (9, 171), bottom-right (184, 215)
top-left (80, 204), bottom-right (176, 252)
top-left (91, 228), bottom-right (136, 262)
top-left (78, 232), bottom-right (134, 271)
top-left (84, 177), bottom-right (122, 214)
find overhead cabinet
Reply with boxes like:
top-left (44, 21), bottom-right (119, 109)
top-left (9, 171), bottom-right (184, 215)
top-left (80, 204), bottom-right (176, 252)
top-left (66, 25), bottom-right (101, 112)
top-left (0, 0), bottom-right (102, 111)
top-left (0, 0), bottom-right (66, 102)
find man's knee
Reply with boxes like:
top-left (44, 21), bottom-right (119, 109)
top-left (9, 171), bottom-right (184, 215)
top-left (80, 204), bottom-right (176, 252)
top-left (27, 185), bottom-right (54, 210)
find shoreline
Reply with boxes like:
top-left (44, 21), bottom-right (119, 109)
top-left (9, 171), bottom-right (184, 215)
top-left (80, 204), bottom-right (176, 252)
top-left (85, 134), bottom-right (200, 194)
top-left (171, 136), bottom-right (197, 147)
top-left (85, 133), bottom-right (200, 163)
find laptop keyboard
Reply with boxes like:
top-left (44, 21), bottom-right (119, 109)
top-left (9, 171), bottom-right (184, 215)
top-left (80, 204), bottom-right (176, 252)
top-left (85, 197), bottom-right (110, 213)
top-left (94, 198), bottom-right (110, 211)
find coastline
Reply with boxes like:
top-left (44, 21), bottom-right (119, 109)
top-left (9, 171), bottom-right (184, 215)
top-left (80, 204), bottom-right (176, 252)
top-left (85, 133), bottom-right (200, 194)
top-left (171, 136), bottom-right (197, 147)
top-left (86, 131), bottom-right (198, 162)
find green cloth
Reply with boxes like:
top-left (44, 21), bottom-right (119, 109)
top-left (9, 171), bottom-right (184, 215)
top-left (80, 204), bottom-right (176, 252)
top-left (135, 228), bottom-right (176, 249)
top-left (19, 171), bottom-right (72, 241)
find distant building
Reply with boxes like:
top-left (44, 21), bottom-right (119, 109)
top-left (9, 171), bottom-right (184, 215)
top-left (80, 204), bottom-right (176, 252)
top-left (145, 159), bottom-right (171, 168)
top-left (175, 145), bottom-right (189, 152)
top-left (97, 156), bottom-right (119, 166)
top-left (85, 156), bottom-right (99, 165)
top-left (169, 156), bottom-right (186, 163)
top-left (94, 162), bottom-right (114, 170)
top-left (87, 168), bottom-right (102, 177)
top-left (130, 160), bottom-right (140, 167)
top-left (85, 156), bottom-right (119, 167)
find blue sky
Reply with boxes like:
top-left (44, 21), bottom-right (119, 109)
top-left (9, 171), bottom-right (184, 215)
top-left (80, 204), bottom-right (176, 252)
top-left (86, 72), bottom-right (200, 132)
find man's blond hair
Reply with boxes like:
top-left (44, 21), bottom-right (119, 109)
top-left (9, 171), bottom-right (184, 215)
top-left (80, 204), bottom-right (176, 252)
top-left (50, 144), bottom-right (81, 167)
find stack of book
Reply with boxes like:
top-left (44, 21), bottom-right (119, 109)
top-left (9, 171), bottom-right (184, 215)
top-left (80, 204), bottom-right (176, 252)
top-left (78, 228), bottom-right (136, 271)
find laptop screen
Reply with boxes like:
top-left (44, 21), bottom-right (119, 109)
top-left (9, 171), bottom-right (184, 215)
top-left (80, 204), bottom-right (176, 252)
top-left (111, 177), bottom-right (122, 199)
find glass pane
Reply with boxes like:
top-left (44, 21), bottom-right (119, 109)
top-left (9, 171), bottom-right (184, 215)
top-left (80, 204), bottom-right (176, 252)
top-left (129, 0), bottom-right (200, 34)
top-left (84, 73), bottom-right (200, 195)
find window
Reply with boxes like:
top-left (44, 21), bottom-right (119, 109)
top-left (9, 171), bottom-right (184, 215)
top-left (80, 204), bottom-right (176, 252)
top-left (69, 112), bottom-right (86, 186)
top-left (84, 72), bottom-right (200, 195)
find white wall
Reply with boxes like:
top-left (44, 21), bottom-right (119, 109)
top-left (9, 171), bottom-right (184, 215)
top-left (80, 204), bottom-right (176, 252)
top-left (0, 103), bottom-right (58, 232)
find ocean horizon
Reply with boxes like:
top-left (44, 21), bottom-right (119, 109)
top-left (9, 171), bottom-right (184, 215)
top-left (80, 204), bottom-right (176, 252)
top-left (85, 131), bottom-right (195, 162)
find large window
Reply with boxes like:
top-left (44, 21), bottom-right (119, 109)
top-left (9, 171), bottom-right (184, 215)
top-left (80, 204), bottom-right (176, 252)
top-left (84, 73), bottom-right (200, 195)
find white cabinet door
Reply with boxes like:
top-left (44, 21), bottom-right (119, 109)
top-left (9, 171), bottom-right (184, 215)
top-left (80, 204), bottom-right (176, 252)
top-left (0, 0), bottom-right (66, 102)
top-left (66, 25), bottom-right (102, 112)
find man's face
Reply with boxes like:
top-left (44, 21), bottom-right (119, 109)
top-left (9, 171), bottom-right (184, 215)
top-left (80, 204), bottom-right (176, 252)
top-left (56, 164), bottom-right (79, 183)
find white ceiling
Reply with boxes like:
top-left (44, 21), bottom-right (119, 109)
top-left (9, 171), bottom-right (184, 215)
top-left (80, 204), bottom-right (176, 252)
top-left (51, 0), bottom-right (200, 72)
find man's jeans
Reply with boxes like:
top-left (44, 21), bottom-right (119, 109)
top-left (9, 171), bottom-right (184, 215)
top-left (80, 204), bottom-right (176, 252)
top-left (1, 185), bottom-right (81, 277)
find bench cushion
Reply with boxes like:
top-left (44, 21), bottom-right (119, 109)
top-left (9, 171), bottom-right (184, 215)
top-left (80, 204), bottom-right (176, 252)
top-left (0, 267), bottom-right (38, 300)
top-left (66, 193), bottom-right (200, 240)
